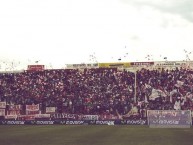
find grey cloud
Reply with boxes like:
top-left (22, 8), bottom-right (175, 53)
top-left (120, 0), bottom-right (193, 22)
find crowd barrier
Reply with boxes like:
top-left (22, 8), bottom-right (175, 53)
top-left (0, 119), bottom-right (147, 125)
top-left (1, 119), bottom-right (193, 125)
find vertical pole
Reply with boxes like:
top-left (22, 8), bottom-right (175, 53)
top-left (147, 110), bottom-right (149, 126)
top-left (134, 70), bottom-right (137, 103)
top-left (190, 110), bottom-right (192, 126)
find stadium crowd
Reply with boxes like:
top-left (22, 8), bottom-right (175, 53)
top-left (0, 67), bottom-right (193, 119)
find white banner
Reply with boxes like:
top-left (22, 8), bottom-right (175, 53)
top-left (26, 104), bottom-right (39, 111)
top-left (66, 63), bottom-right (99, 69)
top-left (154, 61), bottom-right (188, 67)
top-left (46, 107), bottom-right (56, 113)
top-left (17, 115), bottom-right (35, 120)
top-left (82, 115), bottom-right (99, 120)
top-left (35, 114), bottom-right (50, 118)
top-left (0, 102), bottom-right (6, 108)
top-left (5, 115), bottom-right (17, 119)
top-left (0, 109), bottom-right (5, 116)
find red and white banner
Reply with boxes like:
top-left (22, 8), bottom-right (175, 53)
top-left (7, 110), bottom-right (21, 115)
top-left (0, 109), bottom-right (5, 116)
top-left (0, 102), bottom-right (6, 108)
top-left (8, 105), bottom-right (22, 110)
top-left (26, 111), bottom-right (40, 115)
top-left (27, 65), bottom-right (45, 71)
top-left (26, 104), bottom-right (39, 111)
top-left (46, 107), bottom-right (56, 113)
top-left (35, 114), bottom-right (50, 118)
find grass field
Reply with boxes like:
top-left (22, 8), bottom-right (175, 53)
top-left (0, 125), bottom-right (193, 145)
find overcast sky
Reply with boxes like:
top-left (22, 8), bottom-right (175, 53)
top-left (0, 0), bottom-right (193, 69)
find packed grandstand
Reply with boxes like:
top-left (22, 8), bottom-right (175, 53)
top-left (0, 61), bottom-right (193, 123)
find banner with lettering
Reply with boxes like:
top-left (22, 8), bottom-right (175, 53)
top-left (27, 65), bottom-right (45, 71)
top-left (5, 115), bottom-right (17, 119)
top-left (66, 63), bottom-right (99, 69)
top-left (0, 121), bottom-right (25, 125)
top-left (99, 62), bottom-right (130, 68)
top-left (51, 113), bottom-right (77, 119)
top-left (35, 114), bottom-right (50, 118)
top-left (0, 102), bottom-right (6, 108)
top-left (154, 61), bottom-right (187, 68)
top-left (0, 109), bottom-right (5, 116)
top-left (82, 115), bottom-right (99, 120)
top-left (26, 104), bottom-right (39, 111)
top-left (8, 105), bottom-right (22, 110)
top-left (17, 115), bottom-right (35, 120)
top-left (130, 62), bottom-right (154, 66)
top-left (6, 110), bottom-right (21, 115)
top-left (46, 107), bottom-right (56, 113)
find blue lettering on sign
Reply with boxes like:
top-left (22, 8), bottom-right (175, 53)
top-left (95, 121), bottom-right (115, 125)
top-left (65, 121), bottom-right (84, 125)
top-left (126, 120), bottom-right (147, 125)
top-left (36, 121), bottom-right (54, 125)
top-left (6, 121), bottom-right (25, 125)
